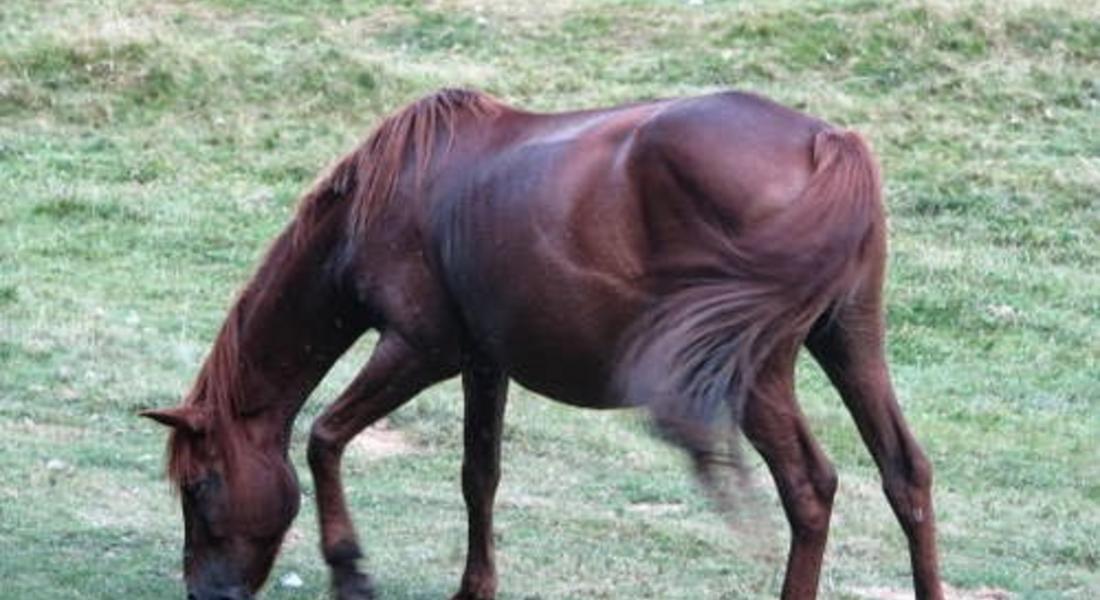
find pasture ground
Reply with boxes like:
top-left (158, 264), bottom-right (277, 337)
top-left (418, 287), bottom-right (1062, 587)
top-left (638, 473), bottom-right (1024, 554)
top-left (1, 0), bottom-right (1097, 598)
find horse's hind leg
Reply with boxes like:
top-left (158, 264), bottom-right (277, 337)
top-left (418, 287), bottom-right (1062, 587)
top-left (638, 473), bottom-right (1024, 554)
top-left (742, 355), bottom-right (838, 600)
top-left (452, 351), bottom-right (508, 600)
top-left (806, 301), bottom-right (944, 599)
top-left (308, 333), bottom-right (457, 600)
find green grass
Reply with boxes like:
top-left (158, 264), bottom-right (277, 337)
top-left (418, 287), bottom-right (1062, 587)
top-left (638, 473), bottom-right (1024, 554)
top-left (1, 0), bottom-right (1097, 598)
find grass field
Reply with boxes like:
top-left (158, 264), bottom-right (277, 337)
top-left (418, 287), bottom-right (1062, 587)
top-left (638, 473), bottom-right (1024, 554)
top-left (1, 0), bottom-right (1097, 598)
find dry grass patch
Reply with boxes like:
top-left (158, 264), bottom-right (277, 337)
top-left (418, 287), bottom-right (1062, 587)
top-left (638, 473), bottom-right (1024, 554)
top-left (348, 420), bottom-right (416, 462)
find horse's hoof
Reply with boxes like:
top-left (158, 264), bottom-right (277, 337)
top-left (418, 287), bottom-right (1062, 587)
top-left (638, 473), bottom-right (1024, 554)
top-left (333, 570), bottom-right (375, 600)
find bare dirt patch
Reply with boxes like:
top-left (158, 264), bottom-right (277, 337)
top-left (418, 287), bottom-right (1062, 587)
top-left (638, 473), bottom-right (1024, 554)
top-left (347, 420), bottom-right (415, 461)
top-left (851, 584), bottom-right (1013, 600)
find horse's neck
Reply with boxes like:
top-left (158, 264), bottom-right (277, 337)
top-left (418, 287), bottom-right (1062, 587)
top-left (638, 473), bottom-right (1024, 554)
top-left (222, 224), bottom-right (367, 430)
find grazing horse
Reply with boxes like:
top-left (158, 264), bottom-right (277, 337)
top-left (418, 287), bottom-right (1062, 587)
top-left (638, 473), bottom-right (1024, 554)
top-left (142, 89), bottom-right (943, 600)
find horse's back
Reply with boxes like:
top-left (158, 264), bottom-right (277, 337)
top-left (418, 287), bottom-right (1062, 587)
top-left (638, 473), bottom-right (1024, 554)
top-left (428, 91), bottom-right (831, 406)
top-left (431, 102), bottom-right (666, 406)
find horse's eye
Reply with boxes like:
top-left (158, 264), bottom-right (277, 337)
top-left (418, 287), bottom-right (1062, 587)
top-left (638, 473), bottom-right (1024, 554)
top-left (185, 478), bottom-right (209, 499)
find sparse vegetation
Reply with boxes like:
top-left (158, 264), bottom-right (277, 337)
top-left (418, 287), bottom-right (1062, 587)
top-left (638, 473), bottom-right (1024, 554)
top-left (1, 1), bottom-right (1097, 598)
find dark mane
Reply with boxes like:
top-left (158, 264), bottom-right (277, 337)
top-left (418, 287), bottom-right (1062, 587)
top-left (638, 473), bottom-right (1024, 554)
top-left (166, 88), bottom-right (503, 487)
top-left (166, 302), bottom-right (249, 487)
top-left (293, 87), bottom-right (503, 246)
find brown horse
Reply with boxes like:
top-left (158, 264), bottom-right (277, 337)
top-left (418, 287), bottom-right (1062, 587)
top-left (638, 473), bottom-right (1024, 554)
top-left (142, 89), bottom-right (943, 600)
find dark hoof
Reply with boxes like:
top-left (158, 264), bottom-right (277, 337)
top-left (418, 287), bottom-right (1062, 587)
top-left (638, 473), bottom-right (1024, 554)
top-left (332, 569), bottom-right (375, 600)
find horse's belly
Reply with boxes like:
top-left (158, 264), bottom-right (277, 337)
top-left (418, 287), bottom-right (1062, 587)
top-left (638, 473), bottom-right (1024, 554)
top-left (489, 309), bottom-right (642, 409)
top-left (436, 118), bottom-right (651, 407)
top-left (450, 239), bottom-right (649, 409)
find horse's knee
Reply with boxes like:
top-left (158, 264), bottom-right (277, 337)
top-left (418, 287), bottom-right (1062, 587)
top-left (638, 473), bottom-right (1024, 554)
top-left (307, 422), bottom-right (342, 470)
top-left (462, 460), bottom-right (499, 499)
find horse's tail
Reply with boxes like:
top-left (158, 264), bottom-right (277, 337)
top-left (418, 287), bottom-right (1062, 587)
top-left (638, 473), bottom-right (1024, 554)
top-left (617, 128), bottom-right (884, 454)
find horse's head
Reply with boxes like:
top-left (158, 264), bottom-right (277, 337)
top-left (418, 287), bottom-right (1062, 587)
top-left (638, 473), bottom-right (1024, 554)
top-left (143, 405), bottom-right (300, 599)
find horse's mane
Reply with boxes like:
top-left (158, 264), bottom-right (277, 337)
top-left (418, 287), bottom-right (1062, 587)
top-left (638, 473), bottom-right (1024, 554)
top-left (165, 88), bottom-right (503, 488)
top-left (166, 303), bottom-right (249, 487)
top-left (295, 87), bottom-right (502, 245)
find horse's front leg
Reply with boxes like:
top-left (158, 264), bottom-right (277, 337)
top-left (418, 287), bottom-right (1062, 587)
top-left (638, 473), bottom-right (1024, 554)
top-left (308, 333), bottom-right (454, 600)
top-left (452, 353), bottom-right (508, 600)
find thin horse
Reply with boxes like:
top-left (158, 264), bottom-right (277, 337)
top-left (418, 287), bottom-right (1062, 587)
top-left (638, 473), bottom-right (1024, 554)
top-left (143, 89), bottom-right (943, 600)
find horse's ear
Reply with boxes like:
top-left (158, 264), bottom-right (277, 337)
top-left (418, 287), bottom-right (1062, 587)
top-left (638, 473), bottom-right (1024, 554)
top-left (140, 406), bottom-right (205, 434)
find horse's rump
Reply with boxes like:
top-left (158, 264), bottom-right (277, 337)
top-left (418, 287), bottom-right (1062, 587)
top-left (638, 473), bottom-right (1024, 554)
top-left (614, 126), bottom-right (884, 452)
